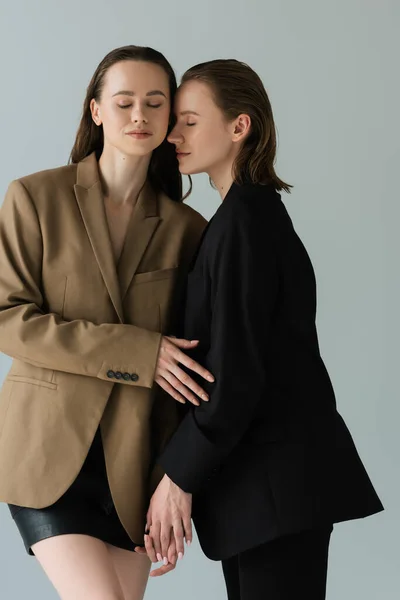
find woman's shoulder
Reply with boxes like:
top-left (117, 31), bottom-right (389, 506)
top-left (215, 181), bottom-right (292, 233)
top-left (11, 162), bottom-right (78, 199)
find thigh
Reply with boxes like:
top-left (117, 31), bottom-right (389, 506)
top-left (32, 534), bottom-right (125, 600)
top-left (106, 544), bottom-right (151, 600)
top-left (238, 526), bottom-right (332, 600)
top-left (222, 554), bottom-right (241, 600)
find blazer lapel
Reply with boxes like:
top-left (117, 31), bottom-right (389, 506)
top-left (74, 154), bottom-right (124, 323)
top-left (118, 180), bottom-right (160, 301)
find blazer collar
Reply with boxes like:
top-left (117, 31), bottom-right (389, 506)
top-left (74, 152), bottom-right (160, 322)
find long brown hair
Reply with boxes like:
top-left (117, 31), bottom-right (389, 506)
top-left (70, 45), bottom-right (182, 201)
top-left (181, 59), bottom-right (291, 193)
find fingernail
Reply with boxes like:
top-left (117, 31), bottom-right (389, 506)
top-left (207, 376), bottom-right (215, 382)
top-left (187, 540), bottom-right (192, 547)
top-left (178, 552), bottom-right (183, 560)
top-left (191, 340), bottom-right (199, 344)
top-left (163, 557), bottom-right (168, 565)
top-left (157, 553), bottom-right (162, 562)
top-left (202, 394), bottom-right (209, 401)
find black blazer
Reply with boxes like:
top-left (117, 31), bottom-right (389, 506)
top-left (159, 182), bottom-right (383, 561)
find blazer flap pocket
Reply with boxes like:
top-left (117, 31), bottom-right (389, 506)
top-left (132, 267), bottom-right (178, 285)
top-left (7, 375), bottom-right (57, 390)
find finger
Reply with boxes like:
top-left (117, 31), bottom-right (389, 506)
top-left (151, 523), bottom-right (163, 563)
top-left (173, 350), bottom-right (214, 383)
top-left (183, 516), bottom-right (193, 547)
top-left (173, 521), bottom-right (185, 560)
top-left (134, 545), bottom-right (147, 555)
top-left (144, 534), bottom-right (158, 563)
top-left (166, 337), bottom-right (199, 349)
top-left (161, 370), bottom-right (201, 406)
top-left (159, 341), bottom-right (214, 398)
top-left (168, 536), bottom-right (179, 565)
top-left (144, 516), bottom-right (161, 562)
top-left (150, 562), bottom-right (176, 577)
top-left (160, 525), bottom-right (172, 565)
top-left (155, 376), bottom-right (187, 405)
top-left (170, 364), bottom-right (211, 403)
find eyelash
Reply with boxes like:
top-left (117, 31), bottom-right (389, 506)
top-left (118, 104), bottom-right (162, 110)
top-left (186, 123), bottom-right (196, 127)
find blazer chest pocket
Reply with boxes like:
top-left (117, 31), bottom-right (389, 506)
top-left (132, 267), bottom-right (178, 285)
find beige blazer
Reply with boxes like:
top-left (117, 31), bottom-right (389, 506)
top-left (0, 152), bottom-right (206, 544)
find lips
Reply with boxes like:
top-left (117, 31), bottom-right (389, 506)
top-left (126, 130), bottom-right (153, 138)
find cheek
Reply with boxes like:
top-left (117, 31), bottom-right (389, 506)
top-left (153, 110), bottom-right (170, 140)
top-left (158, 107), bottom-right (171, 128)
top-left (102, 108), bottom-right (127, 134)
top-left (185, 127), bottom-right (231, 173)
top-left (190, 127), bottom-right (206, 149)
top-left (198, 127), bottom-right (227, 156)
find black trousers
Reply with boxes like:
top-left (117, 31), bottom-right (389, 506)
top-left (222, 525), bottom-right (332, 600)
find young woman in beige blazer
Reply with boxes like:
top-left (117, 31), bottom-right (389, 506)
top-left (0, 45), bottom-right (212, 599)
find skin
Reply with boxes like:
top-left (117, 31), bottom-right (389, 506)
top-left (136, 80), bottom-right (251, 577)
top-left (170, 80), bottom-right (250, 198)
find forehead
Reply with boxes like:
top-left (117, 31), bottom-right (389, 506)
top-left (175, 80), bottom-right (216, 111)
top-left (103, 60), bottom-right (170, 95)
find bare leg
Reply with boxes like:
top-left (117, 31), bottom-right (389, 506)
top-left (32, 534), bottom-right (125, 600)
top-left (106, 544), bottom-right (151, 600)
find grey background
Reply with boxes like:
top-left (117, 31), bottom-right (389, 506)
top-left (0, 0), bottom-right (398, 598)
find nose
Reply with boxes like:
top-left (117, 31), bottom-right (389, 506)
top-left (131, 104), bottom-right (148, 124)
top-left (167, 125), bottom-right (184, 145)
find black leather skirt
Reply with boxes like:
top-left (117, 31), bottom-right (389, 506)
top-left (8, 428), bottom-right (138, 555)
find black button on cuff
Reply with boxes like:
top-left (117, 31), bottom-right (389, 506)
top-left (115, 371), bottom-right (123, 380)
top-left (107, 370), bottom-right (115, 379)
top-left (130, 373), bottom-right (139, 382)
top-left (122, 373), bottom-right (130, 381)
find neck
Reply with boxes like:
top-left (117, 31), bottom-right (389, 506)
top-left (208, 159), bottom-right (235, 201)
top-left (98, 144), bottom-right (151, 207)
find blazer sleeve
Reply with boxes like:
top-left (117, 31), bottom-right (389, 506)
top-left (159, 203), bottom-right (278, 493)
top-left (0, 179), bottom-right (162, 388)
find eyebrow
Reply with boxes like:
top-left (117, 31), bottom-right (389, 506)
top-left (112, 90), bottom-right (167, 98)
top-left (179, 110), bottom-right (200, 116)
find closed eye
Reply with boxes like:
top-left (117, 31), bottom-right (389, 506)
top-left (118, 103), bottom-right (163, 110)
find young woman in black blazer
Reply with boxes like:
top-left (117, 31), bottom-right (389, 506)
top-left (139, 59), bottom-right (383, 599)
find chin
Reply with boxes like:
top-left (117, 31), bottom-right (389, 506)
top-left (186, 166), bottom-right (207, 175)
top-left (178, 162), bottom-right (206, 176)
top-left (178, 166), bottom-right (191, 175)
top-left (122, 139), bottom-right (163, 157)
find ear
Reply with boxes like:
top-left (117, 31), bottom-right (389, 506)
top-left (232, 114), bottom-right (251, 143)
top-left (90, 98), bottom-right (102, 126)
